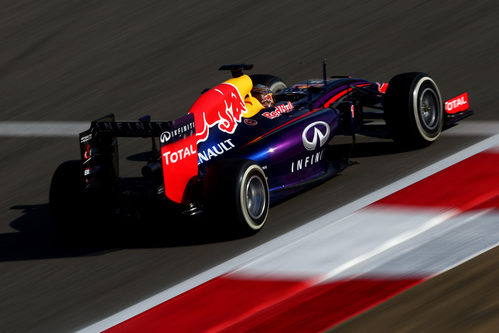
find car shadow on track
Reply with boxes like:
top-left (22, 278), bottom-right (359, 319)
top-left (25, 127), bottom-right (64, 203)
top-left (1, 204), bottom-right (244, 262)
top-left (0, 204), bottom-right (107, 261)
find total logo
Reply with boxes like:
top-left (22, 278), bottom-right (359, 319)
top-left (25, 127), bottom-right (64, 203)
top-left (445, 92), bottom-right (469, 114)
top-left (302, 121), bottom-right (330, 151)
top-left (198, 139), bottom-right (235, 164)
top-left (445, 98), bottom-right (466, 110)
top-left (163, 144), bottom-right (197, 166)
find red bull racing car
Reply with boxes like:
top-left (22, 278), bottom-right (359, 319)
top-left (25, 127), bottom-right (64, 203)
top-left (50, 64), bottom-right (472, 238)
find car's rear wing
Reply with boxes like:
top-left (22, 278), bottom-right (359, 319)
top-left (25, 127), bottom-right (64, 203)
top-left (79, 113), bottom-right (197, 204)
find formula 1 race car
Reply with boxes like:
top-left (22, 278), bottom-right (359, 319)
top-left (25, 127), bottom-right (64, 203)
top-left (50, 63), bottom-right (472, 237)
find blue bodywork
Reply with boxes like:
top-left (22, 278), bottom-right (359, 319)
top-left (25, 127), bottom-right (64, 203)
top-left (196, 77), bottom-right (376, 204)
top-left (73, 69), bottom-right (472, 224)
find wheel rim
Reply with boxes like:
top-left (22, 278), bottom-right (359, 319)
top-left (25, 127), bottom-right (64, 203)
top-left (245, 175), bottom-right (266, 220)
top-left (419, 88), bottom-right (439, 131)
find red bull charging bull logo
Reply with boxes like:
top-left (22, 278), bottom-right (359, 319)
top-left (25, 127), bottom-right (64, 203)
top-left (161, 78), bottom-right (250, 204)
top-left (189, 82), bottom-right (248, 143)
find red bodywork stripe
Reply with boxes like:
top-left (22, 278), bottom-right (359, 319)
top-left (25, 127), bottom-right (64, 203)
top-left (323, 83), bottom-right (371, 108)
top-left (244, 108), bottom-right (322, 147)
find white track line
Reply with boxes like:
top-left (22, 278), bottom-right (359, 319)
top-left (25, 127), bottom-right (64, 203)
top-left (0, 121), bottom-right (89, 137)
top-left (443, 120), bottom-right (499, 136)
top-left (0, 120), bottom-right (498, 137)
top-left (77, 133), bottom-right (499, 332)
top-left (321, 210), bottom-right (460, 281)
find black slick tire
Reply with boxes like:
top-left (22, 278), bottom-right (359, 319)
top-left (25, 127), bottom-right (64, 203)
top-left (250, 74), bottom-right (287, 93)
top-left (49, 160), bottom-right (85, 240)
top-left (49, 160), bottom-right (113, 244)
top-left (384, 72), bottom-right (443, 148)
top-left (203, 159), bottom-right (269, 236)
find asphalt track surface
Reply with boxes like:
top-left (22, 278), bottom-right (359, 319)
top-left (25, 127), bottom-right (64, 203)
top-left (1, 1), bottom-right (498, 332)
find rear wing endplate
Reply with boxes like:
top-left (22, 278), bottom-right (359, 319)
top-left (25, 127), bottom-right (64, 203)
top-left (79, 113), bottom-right (198, 204)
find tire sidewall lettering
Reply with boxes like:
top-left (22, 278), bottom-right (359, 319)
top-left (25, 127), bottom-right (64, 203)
top-left (412, 76), bottom-right (443, 142)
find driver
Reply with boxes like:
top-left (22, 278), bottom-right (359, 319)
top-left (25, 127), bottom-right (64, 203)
top-left (251, 84), bottom-right (275, 108)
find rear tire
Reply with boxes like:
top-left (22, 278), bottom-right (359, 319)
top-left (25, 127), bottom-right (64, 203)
top-left (49, 160), bottom-right (113, 244)
top-left (250, 74), bottom-right (287, 93)
top-left (203, 159), bottom-right (269, 236)
top-left (49, 160), bottom-right (85, 239)
top-left (384, 72), bottom-right (443, 148)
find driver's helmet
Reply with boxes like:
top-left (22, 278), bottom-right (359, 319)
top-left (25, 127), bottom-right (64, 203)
top-left (252, 84), bottom-right (275, 108)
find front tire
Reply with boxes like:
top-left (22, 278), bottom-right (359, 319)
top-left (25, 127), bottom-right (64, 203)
top-left (384, 72), bottom-right (443, 148)
top-left (203, 159), bottom-right (269, 235)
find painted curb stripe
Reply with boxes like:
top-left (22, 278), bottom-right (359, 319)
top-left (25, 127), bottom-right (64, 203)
top-left (219, 278), bottom-right (423, 333)
top-left (104, 278), bottom-right (423, 333)
top-left (375, 151), bottom-right (499, 210)
top-left (100, 148), bottom-right (499, 332)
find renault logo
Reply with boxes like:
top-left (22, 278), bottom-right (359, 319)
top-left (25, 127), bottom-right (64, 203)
top-left (302, 121), bottom-right (330, 151)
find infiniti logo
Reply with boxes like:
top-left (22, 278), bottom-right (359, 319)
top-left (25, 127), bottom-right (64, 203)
top-left (302, 121), bottom-right (330, 151)
top-left (159, 121), bottom-right (195, 145)
top-left (160, 131), bottom-right (171, 144)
